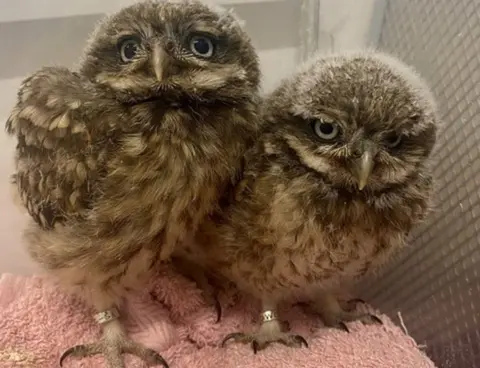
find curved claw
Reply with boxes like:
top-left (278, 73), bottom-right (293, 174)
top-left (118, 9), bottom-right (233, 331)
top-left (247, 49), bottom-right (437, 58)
top-left (339, 322), bottom-right (350, 333)
top-left (215, 298), bottom-right (222, 323)
top-left (151, 353), bottom-right (169, 368)
top-left (221, 332), bottom-right (246, 347)
top-left (251, 340), bottom-right (259, 354)
top-left (124, 345), bottom-right (169, 368)
top-left (293, 335), bottom-right (309, 348)
top-left (59, 347), bottom-right (75, 367)
top-left (370, 315), bottom-right (383, 325)
top-left (59, 344), bottom-right (100, 367)
top-left (60, 343), bottom-right (169, 368)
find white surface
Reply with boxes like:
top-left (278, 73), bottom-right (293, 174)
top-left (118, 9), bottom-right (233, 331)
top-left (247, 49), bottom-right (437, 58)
top-left (0, 78), bottom-right (23, 119)
top-left (0, 78), bottom-right (31, 274)
top-left (0, 127), bottom-right (39, 275)
top-left (317, 0), bottom-right (385, 51)
top-left (0, 0), bottom-right (279, 23)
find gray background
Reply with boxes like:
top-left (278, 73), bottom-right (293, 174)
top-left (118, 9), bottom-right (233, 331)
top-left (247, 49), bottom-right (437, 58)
top-left (357, 1), bottom-right (480, 367)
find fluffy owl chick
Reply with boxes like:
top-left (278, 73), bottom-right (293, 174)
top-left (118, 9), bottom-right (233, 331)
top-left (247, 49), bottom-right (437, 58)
top-left (179, 51), bottom-right (438, 351)
top-left (5, 1), bottom-right (260, 366)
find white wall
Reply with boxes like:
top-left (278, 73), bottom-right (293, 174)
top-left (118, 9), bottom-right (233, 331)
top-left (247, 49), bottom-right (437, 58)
top-left (316, 0), bottom-right (385, 52)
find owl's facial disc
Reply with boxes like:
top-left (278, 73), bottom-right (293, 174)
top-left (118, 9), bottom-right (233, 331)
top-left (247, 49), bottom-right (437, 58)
top-left (80, 1), bottom-right (260, 104)
top-left (149, 32), bottom-right (218, 83)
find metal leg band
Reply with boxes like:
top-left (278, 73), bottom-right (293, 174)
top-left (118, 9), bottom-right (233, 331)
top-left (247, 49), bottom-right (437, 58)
top-left (261, 310), bottom-right (278, 323)
top-left (93, 307), bottom-right (120, 325)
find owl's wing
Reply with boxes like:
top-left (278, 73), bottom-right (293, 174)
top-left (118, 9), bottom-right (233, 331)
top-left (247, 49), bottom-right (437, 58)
top-left (5, 67), bottom-right (109, 229)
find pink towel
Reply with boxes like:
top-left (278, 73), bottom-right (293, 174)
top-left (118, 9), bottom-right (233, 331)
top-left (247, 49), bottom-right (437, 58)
top-left (0, 266), bottom-right (436, 368)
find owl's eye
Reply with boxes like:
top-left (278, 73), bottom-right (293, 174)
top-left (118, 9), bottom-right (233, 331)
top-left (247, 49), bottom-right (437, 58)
top-left (118, 37), bottom-right (140, 62)
top-left (189, 35), bottom-right (215, 58)
top-left (385, 132), bottom-right (402, 148)
top-left (312, 119), bottom-right (340, 141)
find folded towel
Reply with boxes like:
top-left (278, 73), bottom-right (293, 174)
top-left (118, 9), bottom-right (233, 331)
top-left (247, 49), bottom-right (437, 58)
top-left (0, 266), bottom-right (436, 367)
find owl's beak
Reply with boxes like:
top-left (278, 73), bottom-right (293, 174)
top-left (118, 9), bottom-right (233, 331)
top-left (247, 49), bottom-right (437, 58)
top-left (351, 147), bottom-right (376, 191)
top-left (152, 43), bottom-right (168, 82)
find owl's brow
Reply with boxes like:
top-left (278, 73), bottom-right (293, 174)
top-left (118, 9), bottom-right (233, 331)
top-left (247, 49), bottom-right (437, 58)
top-left (310, 108), bottom-right (350, 129)
top-left (188, 24), bottom-right (223, 37)
top-left (113, 30), bottom-right (143, 41)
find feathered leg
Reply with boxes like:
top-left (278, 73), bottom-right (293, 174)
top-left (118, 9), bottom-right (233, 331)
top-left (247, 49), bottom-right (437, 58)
top-left (59, 299), bottom-right (168, 368)
top-left (24, 226), bottom-right (169, 368)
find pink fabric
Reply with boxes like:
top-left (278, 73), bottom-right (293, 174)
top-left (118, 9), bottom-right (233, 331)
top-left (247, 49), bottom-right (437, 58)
top-left (0, 266), bottom-right (436, 368)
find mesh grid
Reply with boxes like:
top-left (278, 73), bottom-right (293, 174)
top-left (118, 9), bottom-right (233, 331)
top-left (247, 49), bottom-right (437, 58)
top-left (356, 1), bottom-right (480, 367)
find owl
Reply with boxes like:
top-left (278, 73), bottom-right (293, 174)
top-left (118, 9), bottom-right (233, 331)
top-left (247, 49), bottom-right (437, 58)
top-left (5, 1), bottom-right (260, 366)
top-left (176, 51), bottom-right (438, 352)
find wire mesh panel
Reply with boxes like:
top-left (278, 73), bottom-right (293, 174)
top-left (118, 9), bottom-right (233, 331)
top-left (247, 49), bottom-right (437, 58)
top-left (357, 1), bottom-right (480, 367)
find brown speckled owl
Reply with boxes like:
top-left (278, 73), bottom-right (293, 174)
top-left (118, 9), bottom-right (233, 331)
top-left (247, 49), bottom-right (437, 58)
top-left (5, 1), bottom-right (260, 366)
top-left (177, 51), bottom-right (438, 352)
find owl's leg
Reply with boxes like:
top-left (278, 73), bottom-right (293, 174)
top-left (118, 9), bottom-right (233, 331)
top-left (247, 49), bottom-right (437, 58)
top-left (172, 257), bottom-right (222, 322)
top-left (59, 307), bottom-right (168, 368)
top-left (305, 293), bottom-right (382, 332)
top-left (221, 299), bottom-right (308, 353)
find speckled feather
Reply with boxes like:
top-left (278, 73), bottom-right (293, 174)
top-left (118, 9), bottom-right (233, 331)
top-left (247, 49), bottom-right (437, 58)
top-left (179, 51), bottom-right (438, 306)
top-left (5, 0), bottom-right (261, 313)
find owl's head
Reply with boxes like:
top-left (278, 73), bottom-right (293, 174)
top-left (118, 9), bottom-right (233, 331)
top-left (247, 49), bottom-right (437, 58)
top-left (265, 51), bottom-right (438, 193)
top-left (80, 0), bottom-right (260, 104)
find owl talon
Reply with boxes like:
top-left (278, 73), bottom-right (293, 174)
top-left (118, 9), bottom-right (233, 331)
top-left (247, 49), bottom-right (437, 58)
top-left (59, 338), bottom-right (168, 368)
top-left (323, 312), bottom-right (382, 332)
top-left (303, 294), bottom-right (383, 332)
top-left (221, 332), bottom-right (247, 347)
top-left (338, 322), bottom-right (350, 333)
top-left (60, 343), bottom-right (102, 366)
top-left (370, 315), bottom-right (383, 325)
top-left (214, 297), bottom-right (222, 323)
top-left (221, 318), bottom-right (308, 353)
top-left (289, 335), bottom-right (309, 348)
top-left (252, 340), bottom-right (259, 354)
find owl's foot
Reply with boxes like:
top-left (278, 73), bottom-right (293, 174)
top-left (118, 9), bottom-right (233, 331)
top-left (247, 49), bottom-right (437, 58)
top-left (59, 310), bottom-right (168, 368)
top-left (59, 339), bottom-right (167, 368)
top-left (221, 310), bottom-right (308, 353)
top-left (320, 308), bottom-right (382, 332)
top-left (305, 294), bottom-right (382, 332)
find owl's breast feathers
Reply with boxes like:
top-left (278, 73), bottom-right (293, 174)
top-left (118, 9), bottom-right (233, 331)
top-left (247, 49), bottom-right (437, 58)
top-left (209, 140), bottom-right (431, 296)
top-left (6, 68), bottom-right (258, 251)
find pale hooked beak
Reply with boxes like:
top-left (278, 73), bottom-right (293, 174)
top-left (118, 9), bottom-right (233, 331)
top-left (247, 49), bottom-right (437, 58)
top-left (351, 146), bottom-right (376, 191)
top-left (152, 43), bottom-right (168, 82)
